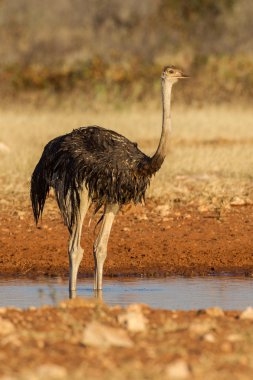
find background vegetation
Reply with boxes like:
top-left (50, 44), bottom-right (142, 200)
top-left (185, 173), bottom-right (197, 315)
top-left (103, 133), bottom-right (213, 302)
top-left (0, 0), bottom-right (253, 104)
top-left (0, 0), bottom-right (252, 209)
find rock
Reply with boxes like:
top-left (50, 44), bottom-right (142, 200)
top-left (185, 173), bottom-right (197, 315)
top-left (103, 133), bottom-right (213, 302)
top-left (17, 211), bottom-right (26, 220)
top-left (220, 342), bottom-right (232, 353)
top-left (35, 364), bottom-right (67, 379)
top-left (118, 307), bottom-right (148, 333)
top-left (1, 334), bottom-right (21, 347)
top-left (240, 307), bottom-right (253, 320)
top-left (163, 319), bottom-right (180, 333)
top-left (156, 205), bottom-right (170, 217)
top-left (82, 321), bottom-right (133, 348)
top-left (198, 205), bottom-right (209, 212)
top-left (137, 214), bottom-right (148, 221)
top-left (227, 334), bottom-right (242, 342)
top-left (165, 359), bottom-right (190, 379)
top-left (0, 317), bottom-right (15, 335)
top-left (205, 307), bottom-right (224, 317)
top-left (0, 199), bottom-right (9, 205)
top-left (230, 197), bottom-right (245, 206)
top-left (189, 319), bottom-right (217, 336)
top-left (203, 333), bottom-right (216, 343)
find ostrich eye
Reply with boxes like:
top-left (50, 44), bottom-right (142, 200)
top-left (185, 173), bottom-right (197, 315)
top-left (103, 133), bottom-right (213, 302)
top-left (168, 69), bottom-right (174, 74)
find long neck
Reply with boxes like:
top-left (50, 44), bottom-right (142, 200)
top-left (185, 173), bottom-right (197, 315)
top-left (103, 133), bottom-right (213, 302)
top-left (150, 79), bottom-right (173, 173)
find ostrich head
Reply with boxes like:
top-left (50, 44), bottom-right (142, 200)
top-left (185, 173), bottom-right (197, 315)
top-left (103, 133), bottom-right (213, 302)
top-left (161, 65), bottom-right (189, 84)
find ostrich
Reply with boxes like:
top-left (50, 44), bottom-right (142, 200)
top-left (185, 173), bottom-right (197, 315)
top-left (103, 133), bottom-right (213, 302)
top-left (31, 65), bottom-right (188, 294)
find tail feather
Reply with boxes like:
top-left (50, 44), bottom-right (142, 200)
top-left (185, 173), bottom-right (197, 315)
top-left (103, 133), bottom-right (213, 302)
top-left (30, 161), bottom-right (50, 225)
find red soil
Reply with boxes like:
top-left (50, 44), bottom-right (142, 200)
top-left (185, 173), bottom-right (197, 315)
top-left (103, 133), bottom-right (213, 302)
top-left (0, 202), bottom-right (252, 278)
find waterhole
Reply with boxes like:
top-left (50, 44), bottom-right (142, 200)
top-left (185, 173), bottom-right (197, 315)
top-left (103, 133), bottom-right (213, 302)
top-left (0, 276), bottom-right (252, 310)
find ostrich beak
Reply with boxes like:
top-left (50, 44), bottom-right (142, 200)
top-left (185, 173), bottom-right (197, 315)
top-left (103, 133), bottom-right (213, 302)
top-left (178, 72), bottom-right (190, 78)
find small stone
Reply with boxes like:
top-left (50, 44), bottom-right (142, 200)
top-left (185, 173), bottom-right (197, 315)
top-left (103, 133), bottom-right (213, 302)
top-left (189, 319), bottom-right (216, 335)
top-left (0, 199), bottom-right (9, 205)
top-left (227, 334), bottom-right (242, 342)
top-left (220, 342), bottom-right (232, 353)
top-left (82, 321), bottom-right (133, 348)
top-left (1, 334), bottom-right (21, 347)
top-left (166, 359), bottom-right (190, 379)
top-left (137, 214), bottom-right (148, 221)
top-left (35, 364), bottom-right (67, 379)
top-left (240, 306), bottom-right (253, 320)
top-left (118, 308), bottom-right (148, 333)
top-left (203, 333), bottom-right (216, 343)
top-left (205, 307), bottom-right (224, 317)
top-left (0, 317), bottom-right (15, 335)
top-left (156, 205), bottom-right (170, 217)
top-left (198, 205), bottom-right (209, 212)
top-left (163, 319), bottom-right (180, 332)
top-left (17, 211), bottom-right (26, 220)
top-left (230, 197), bottom-right (245, 206)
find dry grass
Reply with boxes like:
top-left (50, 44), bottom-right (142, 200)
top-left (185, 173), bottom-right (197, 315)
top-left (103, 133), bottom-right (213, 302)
top-left (0, 104), bottom-right (252, 210)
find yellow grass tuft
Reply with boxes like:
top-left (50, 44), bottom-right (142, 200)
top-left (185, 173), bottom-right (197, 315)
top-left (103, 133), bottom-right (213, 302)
top-left (0, 104), bottom-right (252, 211)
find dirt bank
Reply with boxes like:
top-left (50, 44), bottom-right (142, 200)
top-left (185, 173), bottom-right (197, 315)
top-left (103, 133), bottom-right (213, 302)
top-left (1, 298), bottom-right (253, 380)
top-left (0, 201), bottom-right (252, 278)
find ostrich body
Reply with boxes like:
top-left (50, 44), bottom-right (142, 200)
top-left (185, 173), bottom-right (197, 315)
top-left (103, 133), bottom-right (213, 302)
top-left (31, 66), bottom-right (187, 293)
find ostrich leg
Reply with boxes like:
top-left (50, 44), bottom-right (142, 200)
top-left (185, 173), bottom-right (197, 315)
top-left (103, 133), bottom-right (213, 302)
top-left (93, 203), bottom-right (119, 290)
top-left (68, 189), bottom-right (90, 295)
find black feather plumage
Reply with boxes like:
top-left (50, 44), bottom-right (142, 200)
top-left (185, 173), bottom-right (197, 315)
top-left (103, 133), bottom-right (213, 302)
top-left (30, 126), bottom-right (154, 233)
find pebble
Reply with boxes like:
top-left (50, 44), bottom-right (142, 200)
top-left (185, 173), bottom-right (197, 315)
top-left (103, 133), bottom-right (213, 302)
top-left (35, 364), bottom-right (67, 379)
top-left (227, 334), bottom-right (242, 342)
top-left (203, 333), bottom-right (216, 343)
top-left (137, 214), bottom-right (148, 221)
top-left (220, 342), bottom-right (232, 353)
top-left (205, 307), bottom-right (224, 317)
top-left (156, 205), bottom-right (170, 217)
top-left (163, 319), bottom-right (180, 333)
top-left (240, 306), bottom-right (253, 320)
top-left (189, 319), bottom-right (216, 335)
top-left (0, 199), bottom-right (9, 205)
top-left (230, 197), bottom-right (245, 206)
top-left (0, 317), bottom-right (15, 335)
top-left (118, 308), bottom-right (148, 333)
top-left (17, 211), bottom-right (26, 220)
top-left (198, 205), bottom-right (209, 212)
top-left (82, 321), bottom-right (133, 348)
top-left (165, 359), bottom-right (190, 379)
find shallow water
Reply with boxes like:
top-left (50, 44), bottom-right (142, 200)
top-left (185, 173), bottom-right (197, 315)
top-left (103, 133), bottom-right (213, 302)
top-left (0, 276), bottom-right (253, 310)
